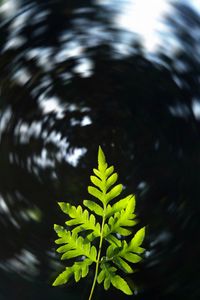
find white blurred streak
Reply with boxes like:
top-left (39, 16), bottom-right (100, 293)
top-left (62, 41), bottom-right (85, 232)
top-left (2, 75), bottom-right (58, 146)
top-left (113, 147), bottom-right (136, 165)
top-left (0, 249), bottom-right (39, 278)
top-left (65, 147), bottom-right (87, 167)
top-left (0, 195), bottom-right (9, 213)
top-left (192, 98), bottom-right (200, 120)
top-left (38, 95), bottom-right (66, 118)
top-left (0, 0), bottom-right (19, 17)
top-left (115, 0), bottom-right (172, 52)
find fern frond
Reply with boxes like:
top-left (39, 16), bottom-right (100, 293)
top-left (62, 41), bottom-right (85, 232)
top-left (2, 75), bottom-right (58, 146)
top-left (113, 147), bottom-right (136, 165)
top-left (54, 225), bottom-right (97, 262)
top-left (53, 258), bottom-right (93, 286)
top-left (106, 227), bottom-right (145, 273)
top-left (53, 146), bottom-right (146, 299)
top-left (87, 146), bottom-right (123, 207)
top-left (97, 262), bottom-right (133, 295)
top-left (58, 202), bottom-right (101, 238)
top-left (104, 195), bottom-right (137, 238)
top-left (105, 194), bottom-right (135, 219)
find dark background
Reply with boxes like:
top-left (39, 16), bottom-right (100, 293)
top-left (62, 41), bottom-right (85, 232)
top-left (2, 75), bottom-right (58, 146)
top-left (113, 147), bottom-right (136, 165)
top-left (0, 0), bottom-right (200, 299)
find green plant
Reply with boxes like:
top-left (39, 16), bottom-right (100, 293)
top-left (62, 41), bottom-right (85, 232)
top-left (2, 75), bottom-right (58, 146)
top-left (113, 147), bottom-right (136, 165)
top-left (53, 146), bottom-right (145, 299)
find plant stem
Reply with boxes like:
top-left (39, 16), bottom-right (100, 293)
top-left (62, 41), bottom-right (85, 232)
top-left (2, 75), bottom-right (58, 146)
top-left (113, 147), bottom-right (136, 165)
top-left (88, 170), bottom-right (107, 300)
top-left (88, 216), bottom-right (105, 300)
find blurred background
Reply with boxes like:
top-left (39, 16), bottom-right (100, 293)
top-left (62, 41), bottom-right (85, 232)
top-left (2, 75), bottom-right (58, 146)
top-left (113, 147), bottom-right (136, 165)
top-left (0, 0), bottom-right (200, 299)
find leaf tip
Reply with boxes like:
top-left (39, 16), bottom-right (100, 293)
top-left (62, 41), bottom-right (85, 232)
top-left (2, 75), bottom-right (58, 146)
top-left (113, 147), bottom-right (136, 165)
top-left (57, 202), bottom-right (66, 211)
top-left (98, 145), bottom-right (103, 153)
top-left (54, 224), bottom-right (59, 231)
top-left (98, 145), bottom-right (106, 165)
top-left (52, 280), bottom-right (57, 286)
top-left (52, 275), bottom-right (63, 286)
top-left (140, 226), bottom-right (146, 235)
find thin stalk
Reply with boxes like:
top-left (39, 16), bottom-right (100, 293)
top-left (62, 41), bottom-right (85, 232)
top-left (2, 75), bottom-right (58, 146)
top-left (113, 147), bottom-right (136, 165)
top-left (88, 175), bottom-right (107, 300)
top-left (88, 216), bottom-right (105, 300)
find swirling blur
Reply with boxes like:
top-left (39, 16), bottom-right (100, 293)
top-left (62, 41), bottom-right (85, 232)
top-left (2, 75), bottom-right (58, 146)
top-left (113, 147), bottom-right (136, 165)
top-left (0, 0), bottom-right (200, 299)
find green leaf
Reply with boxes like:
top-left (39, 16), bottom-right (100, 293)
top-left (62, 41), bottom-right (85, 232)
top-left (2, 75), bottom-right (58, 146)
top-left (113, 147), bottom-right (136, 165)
top-left (74, 268), bottom-right (81, 282)
top-left (113, 257), bottom-right (133, 273)
top-left (105, 184), bottom-right (123, 204)
top-left (97, 269), bottom-right (105, 284)
top-left (105, 165), bottom-right (114, 178)
top-left (125, 253), bottom-right (142, 263)
top-left (88, 186), bottom-right (103, 202)
top-left (111, 275), bottom-right (133, 295)
top-left (131, 227), bottom-right (145, 248)
top-left (90, 175), bottom-right (103, 190)
top-left (105, 234), bottom-right (122, 247)
top-left (104, 277), bottom-right (111, 290)
top-left (53, 269), bottom-right (72, 286)
top-left (106, 173), bottom-right (118, 190)
top-left (83, 200), bottom-right (103, 216)
top-left (93, 168), bottom-right (102, 179)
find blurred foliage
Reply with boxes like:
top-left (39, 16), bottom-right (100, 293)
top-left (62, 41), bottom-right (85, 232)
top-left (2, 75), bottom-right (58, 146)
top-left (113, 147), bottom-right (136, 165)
top-left (0, 1), bottom-right (200, 300)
